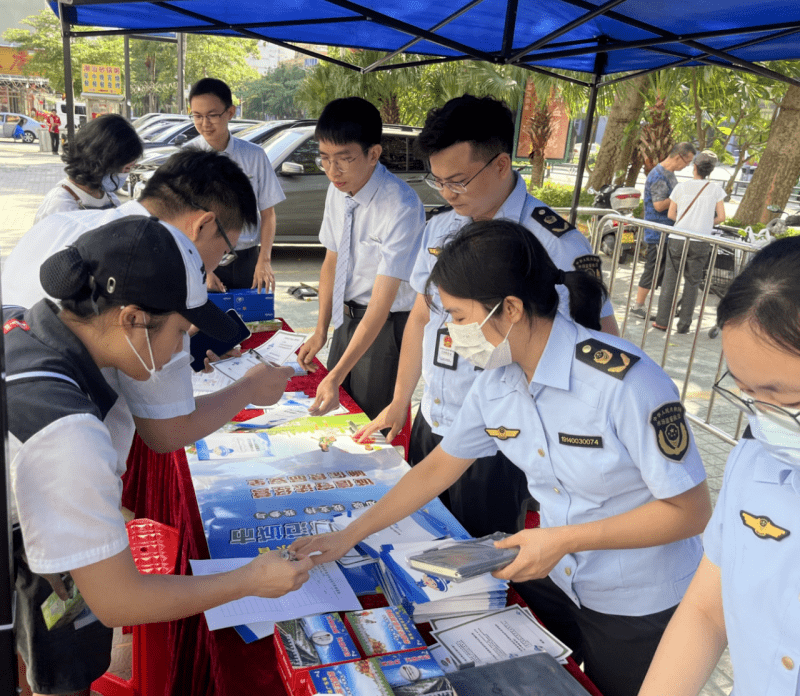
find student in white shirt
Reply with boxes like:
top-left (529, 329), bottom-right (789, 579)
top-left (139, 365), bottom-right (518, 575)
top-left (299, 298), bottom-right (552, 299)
top-left (188, 78), bottom-right (286, 293)
top-left (35, 114), bottom-right (142, 223)
top-left (8, 217), bottom-right (310, 696)
top-left (296, 97), bottom-right (425, 419)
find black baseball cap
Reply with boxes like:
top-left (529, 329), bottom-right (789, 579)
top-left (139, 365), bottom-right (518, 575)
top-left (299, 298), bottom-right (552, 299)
top-left (40, 215), bottom-right (241, 341)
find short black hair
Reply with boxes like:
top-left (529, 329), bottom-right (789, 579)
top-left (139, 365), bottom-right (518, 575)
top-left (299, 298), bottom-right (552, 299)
top-left (717, 236), bottom-right (800, 357)
top-left (315, 97), bottom-right (382, 150)
top-left (415, 94), bottom-right (514, 162)
top-left (426, 219), bottom-right (607, 331)
top-left (189, 78), bottom-right (233, 110)
top-left (62, 114), bottom-right (143, 191)
top-left (141, 149), bottom-right (258, 233)
top-left (669, 142), bottom-right (697, 159)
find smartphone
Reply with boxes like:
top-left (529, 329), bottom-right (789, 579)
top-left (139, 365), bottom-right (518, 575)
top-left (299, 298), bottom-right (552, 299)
top-left (190, 309), bottom-right (252, 372)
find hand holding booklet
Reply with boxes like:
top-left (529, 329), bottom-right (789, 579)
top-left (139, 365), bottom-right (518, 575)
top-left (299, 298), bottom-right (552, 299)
top-left (407, 532), bottom-right (519, 582)
top-left (212, 330), bottom-right (307, 381)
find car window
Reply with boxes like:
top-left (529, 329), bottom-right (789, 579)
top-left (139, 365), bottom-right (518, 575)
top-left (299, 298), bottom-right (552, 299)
top-left (408, 147), bottom-right (426, 173)
top-left (286, 137), bottom-right (321, 174)
top-left (6, 115), bottom-right (21, 126)
top-left (264, 129), bottom-right (309, 163)
top-left (381, 135), bottom-right (408, 172)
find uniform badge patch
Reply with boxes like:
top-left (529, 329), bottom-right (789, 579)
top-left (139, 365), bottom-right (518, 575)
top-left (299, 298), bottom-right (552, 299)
top-left (485, 426), bottom-right (520, 440)
top-left (558, 433), bottom-right (603, 448)
top-left (576, 339), bottom-right (639, 380)
top-left (532, 206), bottom-right (575, 237)
top-left (428, 247), bottom-right (442, 257)
top-left (650, 402), bottom-right (690, 462)
top-left (740, 511), bottom-right (790, 541)
top-left (573, 254), bottom-right (602, 281)
top-left (3, 318), bottom-right (29, 334)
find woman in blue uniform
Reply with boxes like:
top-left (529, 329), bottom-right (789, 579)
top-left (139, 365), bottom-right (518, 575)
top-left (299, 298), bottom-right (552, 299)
top-left (640, 236), bottom-right (800, 696)
top-left (8, 216), bottom-right (311, 696)
top-left (292, 219), bottom-right (711, 696)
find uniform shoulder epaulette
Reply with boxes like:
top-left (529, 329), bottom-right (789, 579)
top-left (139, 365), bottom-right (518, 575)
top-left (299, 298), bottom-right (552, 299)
top-left (426, 204), bottom-right (453, 218)
top-left (532, 205), bottom-right (575, 237)
top-left (576, 338), bottom-right (639, 380)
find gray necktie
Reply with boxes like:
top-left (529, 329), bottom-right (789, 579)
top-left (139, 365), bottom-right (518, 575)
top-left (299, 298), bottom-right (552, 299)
top-left (332, 196), bottom-right (358, 329)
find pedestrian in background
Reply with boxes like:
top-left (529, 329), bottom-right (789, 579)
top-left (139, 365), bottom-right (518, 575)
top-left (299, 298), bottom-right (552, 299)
top-left (47, 108), bottom-right (61, 155)
top-left (630, 142), bottom-right (696, 319)
top-left (35, 114), bottom-right (143, 223)
top-left (653, 150), bottom-right (726, 334)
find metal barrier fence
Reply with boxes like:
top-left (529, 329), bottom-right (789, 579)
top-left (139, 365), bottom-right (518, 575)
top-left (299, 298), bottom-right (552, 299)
top-left (555, 208), bottom-right (761, 447)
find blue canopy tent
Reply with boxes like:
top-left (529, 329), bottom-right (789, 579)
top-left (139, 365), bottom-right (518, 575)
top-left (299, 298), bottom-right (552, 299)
top-left (2, 1), bottom-right (800, 692)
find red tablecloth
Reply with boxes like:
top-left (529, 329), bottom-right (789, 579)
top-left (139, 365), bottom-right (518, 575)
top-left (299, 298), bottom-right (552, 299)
top-left (120, 322), bottom-right (602, 696)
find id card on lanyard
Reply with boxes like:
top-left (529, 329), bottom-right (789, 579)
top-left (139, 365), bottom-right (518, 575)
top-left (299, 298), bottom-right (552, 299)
top-left (433, 327), bottom-right (458, 370)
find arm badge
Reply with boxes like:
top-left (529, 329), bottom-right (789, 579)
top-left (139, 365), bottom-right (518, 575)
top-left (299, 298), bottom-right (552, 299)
top-left (573, 254), bottom-right (602, 281)
top-left (649, 402), bottom-right (690, 462)
top-left (740, 511), bottom-right (790, 541)
top-left (576, 339), bottom-right (639, 380)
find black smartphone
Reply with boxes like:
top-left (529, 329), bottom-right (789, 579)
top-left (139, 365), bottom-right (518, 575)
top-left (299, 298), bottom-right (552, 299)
top-left (189, 309), bottom-right (252, 372)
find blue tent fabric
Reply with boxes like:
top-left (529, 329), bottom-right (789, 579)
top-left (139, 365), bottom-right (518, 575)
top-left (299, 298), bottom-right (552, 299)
top-left (51, 0), bottom-right (800, 78)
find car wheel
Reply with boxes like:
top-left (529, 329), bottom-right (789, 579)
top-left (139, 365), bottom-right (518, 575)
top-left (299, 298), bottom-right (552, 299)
top-left (600, 233), bottom-right (616, 257)
top-left (22, 131), bottom-right (35, 143)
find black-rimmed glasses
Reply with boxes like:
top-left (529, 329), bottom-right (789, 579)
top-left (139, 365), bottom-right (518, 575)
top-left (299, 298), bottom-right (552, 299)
top-left (191, 201), bottom-right (238, 267)
top-left (424, 152), bottom-right (501, 194)
top-left (713, 370), bottom-right (800, 433)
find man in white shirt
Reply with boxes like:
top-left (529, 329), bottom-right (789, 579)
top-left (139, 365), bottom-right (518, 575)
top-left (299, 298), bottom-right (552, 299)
top-left (297, 97), bottom-right (426, 419)
top-left (3, 149), bottom-right (291, 461)
top-left (188, 78), bottom-right (286, 293)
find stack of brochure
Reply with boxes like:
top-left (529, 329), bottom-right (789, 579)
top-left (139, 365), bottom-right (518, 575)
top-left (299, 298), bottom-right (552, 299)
top-left (376, 540), bottom-right (509, 623)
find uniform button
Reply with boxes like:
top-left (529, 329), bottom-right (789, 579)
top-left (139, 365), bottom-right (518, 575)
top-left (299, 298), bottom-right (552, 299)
top-left (782, 656), bottom-right (794, 670)
top-left (432, 421), bottom-right (439, 428)
top-left (538, 448), bottom-right (545, 457)
top-left (434, 398), bottom-right (441, 405)
top-left (564, 568), bottom-right (572, 576)
top-left (553, 487), bottom-right (560, 494)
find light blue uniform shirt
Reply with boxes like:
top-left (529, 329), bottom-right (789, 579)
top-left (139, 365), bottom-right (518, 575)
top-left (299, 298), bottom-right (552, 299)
top-left (440, 313), bottom-right (706, 616)
top-left (411, 173), bottom-right (614, 435)
top-left (705, 437), bottom-right (800, 696)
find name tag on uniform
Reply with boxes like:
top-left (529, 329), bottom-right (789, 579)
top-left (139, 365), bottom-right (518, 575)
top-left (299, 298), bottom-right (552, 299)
top-left (558, 433), bottom-right (603, 448)
top-left (434, 327), bottom-right (458, 369)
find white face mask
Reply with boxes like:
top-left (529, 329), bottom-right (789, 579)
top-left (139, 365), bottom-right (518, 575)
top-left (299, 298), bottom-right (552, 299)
top-left (748, 412), bottom-right (800, 467)
top-left (446, 301), bottom-right (514, 370)
top-left (101, 172), bottom-right (128, 193)
top-left (125, 323), bottom-right (160, 383)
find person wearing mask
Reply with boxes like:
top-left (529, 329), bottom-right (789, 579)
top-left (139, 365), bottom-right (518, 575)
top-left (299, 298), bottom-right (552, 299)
top-left (8, 217), bottom-right (310, 696)
top-left (35, 113), bottom-right (143, 223)
top-left (296, 97), bottom-right (425, 419)
top-left (653, 150), bottom-right (726, 334)
top-left (356, 94), bottom-right (618, 540)
top-left (4, 149), bottom-right (288, 460)
top-left (188, 77), bottom-right (285, 293)
top-left (639, 236), bottom-right (800, 696)
top-left (630, 142), bottom-right (696, 320)
top-left (294, 219), bottom-right (711, 696)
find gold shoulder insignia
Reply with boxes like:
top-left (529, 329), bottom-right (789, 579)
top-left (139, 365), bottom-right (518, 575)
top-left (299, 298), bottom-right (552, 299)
top-left (576, 339), bottom-right (639, 380)
top-left (428, 247), bottom-right (442, 257)
top-left (532, 206), bottom-right (575, 238)
top-left (485, 426), bottom-right (520, 440)
top-left (650, 402), bottom-right (690, 462)
top-left (741, 511), bottom-right (790, 541)
top-left (573, 254), bottom-right (602, 281)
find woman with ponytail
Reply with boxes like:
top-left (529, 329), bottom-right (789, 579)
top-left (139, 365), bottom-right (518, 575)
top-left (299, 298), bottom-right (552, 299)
top-left (293, 219), bottom-right (712, 696)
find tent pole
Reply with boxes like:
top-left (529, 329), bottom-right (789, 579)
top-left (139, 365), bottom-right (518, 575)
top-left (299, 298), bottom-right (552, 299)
top-left (124, 36), bottom-right (132, 120)
top-left (177, 33), bottom-right (185, 113)
top-left (59, 2), bottom-right (76, 151)
top-left (569, 72), bottom-right (600, 225)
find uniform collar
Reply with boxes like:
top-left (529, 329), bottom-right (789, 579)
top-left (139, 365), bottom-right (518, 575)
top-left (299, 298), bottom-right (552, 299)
top-left (530, 313), bottom-right (576, 392)
top-left (347, 162), bottom-right (387, 208)
top-left (493, 172), bottom-right (527, 223)
top-left (194, 134), bottom-right (234, 155)
top-left (23, 301), bottom-right (118, 417)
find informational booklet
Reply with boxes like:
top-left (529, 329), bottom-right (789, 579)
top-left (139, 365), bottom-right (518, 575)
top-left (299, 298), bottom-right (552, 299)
top-left (192, 432), bottom-right (273, 460)
top-left (189, 557), bottom-right (361, 630)
top-left (309, 658), bottom-right (394, 696)
top-left (430, 605), bottom-right (572, 667)
top-left (276, 613), bottom-right (360, 668)
top-left (212, 330), bottom-right (307, 381)
top-left (345, 606), bottom-right (426, 656)
top-left (407, 533), bottom-right (519, 582)
top-left (377, 650), bottom-right (454, 696)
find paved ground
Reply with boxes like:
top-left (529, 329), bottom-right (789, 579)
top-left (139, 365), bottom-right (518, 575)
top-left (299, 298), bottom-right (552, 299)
top-left (0, 137), bottom-right (735, 695)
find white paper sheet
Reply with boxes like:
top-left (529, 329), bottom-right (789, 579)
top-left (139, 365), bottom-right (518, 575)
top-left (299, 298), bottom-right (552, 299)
top-left (190, 557), bottom-right (362, 630)
top-left (254, 330), bottom-right (307, 365)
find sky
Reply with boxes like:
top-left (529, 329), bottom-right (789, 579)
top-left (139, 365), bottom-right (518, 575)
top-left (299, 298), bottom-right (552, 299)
top-left (0, 0), bottom-right (44, 41)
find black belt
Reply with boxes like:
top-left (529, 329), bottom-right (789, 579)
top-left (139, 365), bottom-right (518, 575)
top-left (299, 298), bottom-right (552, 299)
top-left (343, 301), bottom-right (407, 321)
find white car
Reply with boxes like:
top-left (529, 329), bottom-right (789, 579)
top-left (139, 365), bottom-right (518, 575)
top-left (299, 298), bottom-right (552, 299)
top-left (1, 112), bottom-right (48, 143)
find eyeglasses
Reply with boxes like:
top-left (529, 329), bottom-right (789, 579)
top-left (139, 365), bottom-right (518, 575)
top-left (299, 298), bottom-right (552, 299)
top-left (713, 370), bottom-right (800, 433)
top-left (315, 151), bottom-right (365, 173)
top-left (424, 153), bottom-right (501, 194)
top-left (191, 201), bottom-right (238, 267)
top-left (191, 112), bottom-right (226, 123)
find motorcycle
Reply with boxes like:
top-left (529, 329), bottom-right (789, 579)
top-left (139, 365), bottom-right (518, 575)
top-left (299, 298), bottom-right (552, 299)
top-left (764, 204), bottom-right (800, 238)
top-left (590, 184), bottom-right (642, 264)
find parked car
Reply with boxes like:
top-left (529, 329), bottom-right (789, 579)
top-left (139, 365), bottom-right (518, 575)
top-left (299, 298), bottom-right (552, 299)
top-left (137, 116), bottom-right (191, 141)
top-left (1, 112), bottom-right (47, 143)
top-left (264, 123), bottom-right (442, 242)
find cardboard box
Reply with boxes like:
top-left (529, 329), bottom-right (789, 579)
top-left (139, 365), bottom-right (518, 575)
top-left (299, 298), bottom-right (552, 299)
top-left (274, 614), bottom-right (361, 695)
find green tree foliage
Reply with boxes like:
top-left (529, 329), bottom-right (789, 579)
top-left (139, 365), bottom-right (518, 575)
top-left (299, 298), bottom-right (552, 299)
top-left (239, 63), bottom-right (307, 120)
